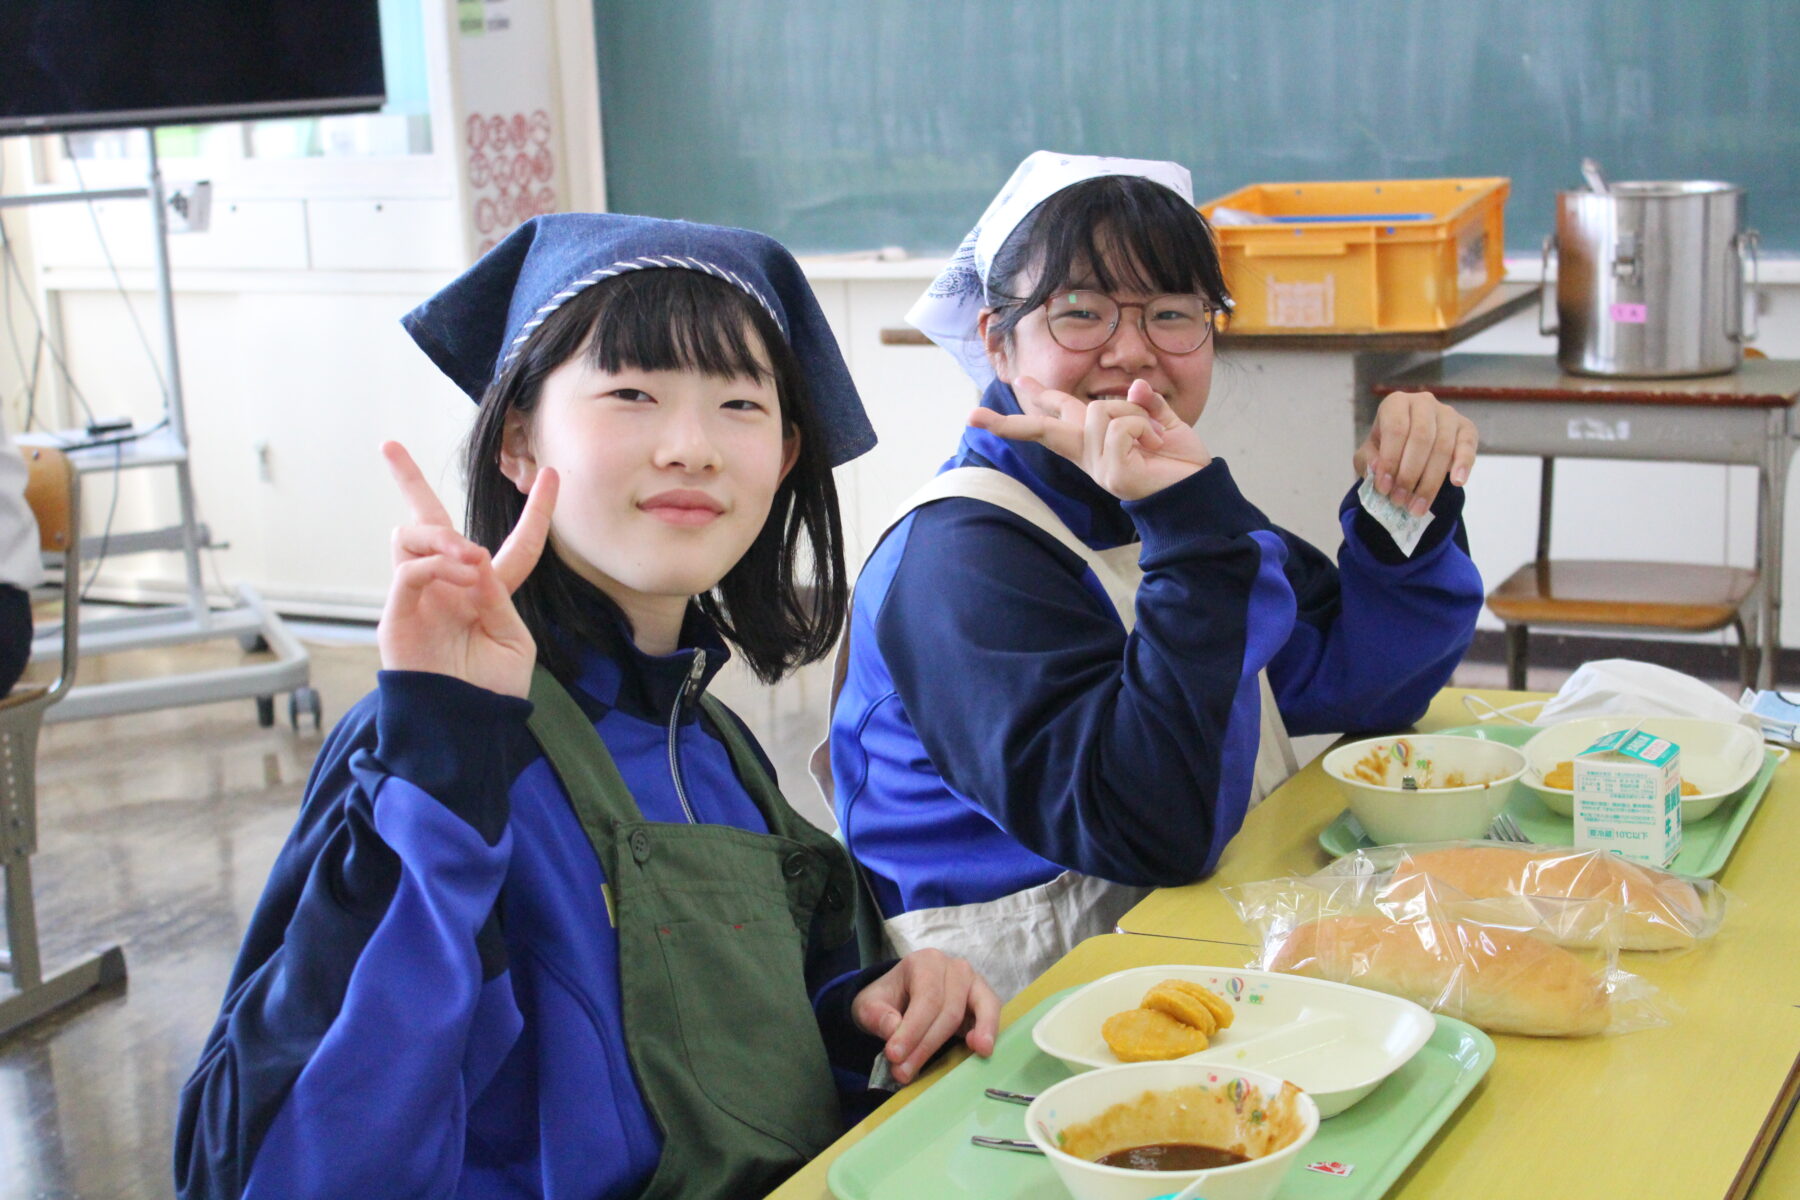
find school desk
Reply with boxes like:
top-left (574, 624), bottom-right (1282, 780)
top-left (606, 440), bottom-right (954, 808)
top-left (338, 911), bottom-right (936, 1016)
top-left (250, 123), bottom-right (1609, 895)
top-left (1372, 356), bottom-right (1800, 692)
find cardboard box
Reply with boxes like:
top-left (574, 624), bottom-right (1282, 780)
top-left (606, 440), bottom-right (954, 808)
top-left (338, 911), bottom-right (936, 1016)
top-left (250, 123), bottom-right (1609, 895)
top-left (1572, 728), bottom-right (1683, 868)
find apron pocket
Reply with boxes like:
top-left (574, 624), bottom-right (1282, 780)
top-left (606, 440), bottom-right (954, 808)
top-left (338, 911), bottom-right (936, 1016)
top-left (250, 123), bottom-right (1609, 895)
top-left (655, 915), bottom-right (841, 1156)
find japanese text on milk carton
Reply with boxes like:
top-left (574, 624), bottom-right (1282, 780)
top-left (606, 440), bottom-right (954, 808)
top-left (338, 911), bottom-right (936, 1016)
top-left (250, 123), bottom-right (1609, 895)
top-left (1572, 728), bottom-right (1683, 868)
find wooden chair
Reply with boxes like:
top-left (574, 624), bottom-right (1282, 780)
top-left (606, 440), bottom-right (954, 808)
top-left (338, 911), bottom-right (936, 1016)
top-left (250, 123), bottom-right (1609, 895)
top-left (0, 446), bottom-right (126, 1040)
top-left (1487, 456), bottom-right (1760, 691)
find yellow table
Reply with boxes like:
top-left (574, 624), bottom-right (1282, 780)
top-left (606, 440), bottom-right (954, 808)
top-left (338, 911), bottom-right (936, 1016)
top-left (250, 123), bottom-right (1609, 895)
top-left (1754, 1120), bottom-right (1800, 1200)
top-left (1114, 685), bottom-right (1800, 1198)
top-left (774, 687), bottom-right (1800, 1198)
top-left (768, 934), bottom-right (1255, 1200)
top-left (1115, 686), bottom-right (1530, 943)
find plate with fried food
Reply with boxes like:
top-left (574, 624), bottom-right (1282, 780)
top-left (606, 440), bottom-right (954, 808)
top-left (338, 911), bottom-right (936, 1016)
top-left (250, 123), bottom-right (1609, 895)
top-left (1031, 965), bottom-right (1434, 1118)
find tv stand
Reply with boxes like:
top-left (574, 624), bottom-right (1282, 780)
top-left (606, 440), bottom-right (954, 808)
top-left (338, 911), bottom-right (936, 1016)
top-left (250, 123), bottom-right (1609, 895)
top-left (3, 131), bottom-right (319, 729)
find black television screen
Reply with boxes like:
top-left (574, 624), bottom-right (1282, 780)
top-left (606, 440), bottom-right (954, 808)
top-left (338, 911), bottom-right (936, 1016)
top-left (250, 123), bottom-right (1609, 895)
top-left (0, 1), bottom-right (386, 135)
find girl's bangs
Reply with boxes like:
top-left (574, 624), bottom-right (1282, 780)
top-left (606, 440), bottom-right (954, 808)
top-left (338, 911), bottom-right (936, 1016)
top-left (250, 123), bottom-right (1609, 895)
top-left (1003, 177), bottom-right (1230, 314)
top-left (582, 269), bottom-right (776, 383)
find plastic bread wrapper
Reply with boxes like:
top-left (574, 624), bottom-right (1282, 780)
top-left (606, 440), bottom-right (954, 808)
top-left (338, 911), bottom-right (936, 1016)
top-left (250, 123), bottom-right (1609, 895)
top-left (1222, 873), bottom-right (1670, 1037)
top-left (1310, 840), bottom-right (1727, 955)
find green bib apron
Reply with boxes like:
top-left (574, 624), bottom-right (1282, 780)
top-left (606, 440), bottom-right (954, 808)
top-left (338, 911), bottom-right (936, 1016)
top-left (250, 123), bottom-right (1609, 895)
top-left (524, 665), bottom-right (865, 1200)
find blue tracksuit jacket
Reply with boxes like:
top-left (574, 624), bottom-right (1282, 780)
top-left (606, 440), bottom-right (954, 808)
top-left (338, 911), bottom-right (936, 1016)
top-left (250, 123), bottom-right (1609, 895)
top-left (175, 614), bottom-right (884, 1200)
top-left (830, 379), bottom-right (1483, 919)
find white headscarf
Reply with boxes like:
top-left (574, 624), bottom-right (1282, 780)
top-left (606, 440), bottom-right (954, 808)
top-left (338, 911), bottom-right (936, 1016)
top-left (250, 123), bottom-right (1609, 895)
top-left (906, 150), bottom-right (1195, 387)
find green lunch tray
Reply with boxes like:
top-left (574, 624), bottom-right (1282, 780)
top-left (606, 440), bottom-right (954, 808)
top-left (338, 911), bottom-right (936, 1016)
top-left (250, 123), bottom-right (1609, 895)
top-left (827, 987), bottom-right (1495, 1200)
top-left (1318, 723), bottom-right (1779, 879)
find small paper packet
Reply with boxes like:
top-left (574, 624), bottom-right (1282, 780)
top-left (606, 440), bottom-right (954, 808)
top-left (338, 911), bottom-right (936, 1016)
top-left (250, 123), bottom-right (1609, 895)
top-left (1358, 469), bottom-right (1433, 557)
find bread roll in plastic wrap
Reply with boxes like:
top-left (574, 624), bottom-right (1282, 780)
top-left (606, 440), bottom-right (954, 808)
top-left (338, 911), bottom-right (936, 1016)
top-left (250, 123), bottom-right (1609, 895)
top-left (1388, 845), bottom-right (1711, 951)
top-left (1266, 914), bottom-right (1611, 1037)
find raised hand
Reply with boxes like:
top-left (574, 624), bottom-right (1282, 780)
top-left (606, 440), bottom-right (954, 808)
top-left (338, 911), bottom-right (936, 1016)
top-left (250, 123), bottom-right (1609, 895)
top-left (1354, 390), bottom-right (1478, 516)
top-left (377, 441), bottom-right (558, 699)
top-left (968, 377), bottom-right (1212, 501)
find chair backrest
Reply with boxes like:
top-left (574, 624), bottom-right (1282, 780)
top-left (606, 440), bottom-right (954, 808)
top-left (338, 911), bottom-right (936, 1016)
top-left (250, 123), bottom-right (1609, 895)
top-left (21, 446), bottom-right (79, 705)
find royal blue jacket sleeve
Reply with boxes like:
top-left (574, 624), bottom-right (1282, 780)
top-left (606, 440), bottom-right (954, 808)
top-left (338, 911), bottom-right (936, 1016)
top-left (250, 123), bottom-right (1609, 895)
top-left (873, 461), bottom-right (1481, 889)
top-left (173, 671), bottom-right (540, 1200)
top-left (1267, 481), bottom-right (1482, 736)
top-left (874, 460), bottom-right (1295, 887)
top-left (176, 673), bottom-right (891, 1199)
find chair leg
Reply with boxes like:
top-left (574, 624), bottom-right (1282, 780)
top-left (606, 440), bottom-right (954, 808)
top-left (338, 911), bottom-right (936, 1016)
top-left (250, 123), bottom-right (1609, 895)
top-left (3, 857), bottom-right (42, 989)
top-left (0, 856), bottom-right (128, 1041)
top-left (1505, 625), bottom-right (1529, 692)
top-left (1733, 615), bottom-right (1756, 693)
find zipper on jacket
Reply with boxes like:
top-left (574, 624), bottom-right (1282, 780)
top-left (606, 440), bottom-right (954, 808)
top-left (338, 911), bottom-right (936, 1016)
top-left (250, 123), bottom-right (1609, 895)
top-left (667, 648), bottom-right (705, 824)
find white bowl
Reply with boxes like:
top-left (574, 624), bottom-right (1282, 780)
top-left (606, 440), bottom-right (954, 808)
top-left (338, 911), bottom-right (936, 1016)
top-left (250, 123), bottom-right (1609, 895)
top-left (1518, 715), bottom-right (1763, 821)
top-left (1322, 734), bottom-right (1526, 844)
top-left (1027, 1062), bottom-right (1319, 1200)
top-left (1032, 965), bottom-right (1433, 1118)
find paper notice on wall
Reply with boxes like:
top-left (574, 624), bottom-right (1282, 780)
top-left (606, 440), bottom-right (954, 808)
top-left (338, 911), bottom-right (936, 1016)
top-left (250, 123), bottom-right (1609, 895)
top-left (452, 0), bottom-right (561, 259)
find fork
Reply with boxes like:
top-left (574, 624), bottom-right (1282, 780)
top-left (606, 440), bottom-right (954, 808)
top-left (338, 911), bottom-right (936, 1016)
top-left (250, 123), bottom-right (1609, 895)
top-left (1486, 811), bottom-right (1530, 843)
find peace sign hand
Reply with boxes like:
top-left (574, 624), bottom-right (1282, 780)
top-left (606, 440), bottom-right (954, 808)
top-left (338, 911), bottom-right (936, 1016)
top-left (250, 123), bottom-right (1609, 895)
top-left (377, 441), bottom-right (558, 699)
top-left (968, 377), bottom-right (1212, 501)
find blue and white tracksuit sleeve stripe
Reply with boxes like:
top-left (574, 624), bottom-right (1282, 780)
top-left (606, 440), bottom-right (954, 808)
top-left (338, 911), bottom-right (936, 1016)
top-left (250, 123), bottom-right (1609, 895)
top-left (174, 672), bottom-right (533, 1200)
top-left (832, 434), bottom-right (1481, 917)
top-left (174, 666), bottom-right (886, 1200)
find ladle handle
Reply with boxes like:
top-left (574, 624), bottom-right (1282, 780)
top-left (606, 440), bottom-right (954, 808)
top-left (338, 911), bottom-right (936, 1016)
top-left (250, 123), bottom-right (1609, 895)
top-left (1538, 234), bottom-right (1558, 336)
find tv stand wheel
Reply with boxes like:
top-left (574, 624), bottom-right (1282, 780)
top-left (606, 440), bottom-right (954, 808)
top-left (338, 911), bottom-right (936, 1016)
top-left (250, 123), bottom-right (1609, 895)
top-left (289, 687), bottom-right (323, 732)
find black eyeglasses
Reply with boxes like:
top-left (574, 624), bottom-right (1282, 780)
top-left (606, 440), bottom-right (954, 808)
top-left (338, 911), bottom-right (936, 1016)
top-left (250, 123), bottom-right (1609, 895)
top-left (1030, 290), bottom-right (1220, 355)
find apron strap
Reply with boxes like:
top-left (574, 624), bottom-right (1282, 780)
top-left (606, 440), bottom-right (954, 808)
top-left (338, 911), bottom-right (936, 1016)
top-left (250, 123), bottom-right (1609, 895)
top-left (526, 664), bottom-right (638, 884)
top-left (526, 664), bottom-right (863, 958)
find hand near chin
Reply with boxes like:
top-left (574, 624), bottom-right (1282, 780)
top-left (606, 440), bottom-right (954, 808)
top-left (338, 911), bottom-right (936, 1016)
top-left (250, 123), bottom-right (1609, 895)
top-left (377, 441), bottom-right (559, 699)
top-left (851, 949), bottom-right (1000, 1086)
top-left (969, 377), bottom-right (1212, 501)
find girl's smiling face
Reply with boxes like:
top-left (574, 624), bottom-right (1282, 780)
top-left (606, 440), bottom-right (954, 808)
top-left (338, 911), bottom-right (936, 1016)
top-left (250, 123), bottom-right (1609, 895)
top-left (983, 263), bottom-right (1216, 428)
top-left (500, 346), bottom-right (798, 643)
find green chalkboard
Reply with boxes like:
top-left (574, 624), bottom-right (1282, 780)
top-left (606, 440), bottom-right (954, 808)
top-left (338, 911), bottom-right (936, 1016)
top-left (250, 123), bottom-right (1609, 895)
top-left (594, 1), bottom-right (1800, 256)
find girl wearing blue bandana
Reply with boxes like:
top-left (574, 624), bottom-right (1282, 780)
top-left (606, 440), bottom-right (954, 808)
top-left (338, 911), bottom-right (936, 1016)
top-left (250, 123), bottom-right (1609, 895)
top-left (825, 152), bottom-right (1485, 1000)
top-left (174, 214), bottom-right (999, 1200)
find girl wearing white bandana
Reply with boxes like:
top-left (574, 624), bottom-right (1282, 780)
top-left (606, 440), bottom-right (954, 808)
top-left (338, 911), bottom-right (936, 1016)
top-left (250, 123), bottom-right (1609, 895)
top-left (821, 151), bottom-right (1485, 1000)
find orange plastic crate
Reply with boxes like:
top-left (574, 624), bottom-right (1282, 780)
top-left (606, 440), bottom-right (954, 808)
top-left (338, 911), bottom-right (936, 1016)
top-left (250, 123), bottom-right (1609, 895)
top-left (1199, 177), bottom-right (1510, 334)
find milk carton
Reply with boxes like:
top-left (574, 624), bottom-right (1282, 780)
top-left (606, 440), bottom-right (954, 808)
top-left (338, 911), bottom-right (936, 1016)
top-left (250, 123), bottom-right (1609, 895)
top-left (1571, 728), bottom-right (1683, 868)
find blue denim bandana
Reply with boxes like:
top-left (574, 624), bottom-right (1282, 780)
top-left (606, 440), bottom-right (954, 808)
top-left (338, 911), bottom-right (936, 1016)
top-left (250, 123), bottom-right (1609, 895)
top-left (401, 213), bottom-right (875, 466)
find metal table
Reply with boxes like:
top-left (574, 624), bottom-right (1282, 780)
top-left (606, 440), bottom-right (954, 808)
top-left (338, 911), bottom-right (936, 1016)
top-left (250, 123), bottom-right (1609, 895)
top-left (1372, 355), bottom-right (1800, 690)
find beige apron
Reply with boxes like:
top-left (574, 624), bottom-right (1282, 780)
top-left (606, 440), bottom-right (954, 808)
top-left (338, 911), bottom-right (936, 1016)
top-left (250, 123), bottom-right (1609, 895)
top-left (814, 466), bottom-right (1298, 999)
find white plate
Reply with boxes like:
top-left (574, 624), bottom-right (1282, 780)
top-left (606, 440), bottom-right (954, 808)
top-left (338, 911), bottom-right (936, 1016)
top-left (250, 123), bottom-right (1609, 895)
top-left (1518, 716), bottom-right (1764, 821)
top-left (1031, 965), bottom-right (1434, 1119)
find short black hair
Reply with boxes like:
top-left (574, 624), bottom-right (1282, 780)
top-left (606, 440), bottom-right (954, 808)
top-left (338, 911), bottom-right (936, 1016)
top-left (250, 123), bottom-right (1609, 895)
top-left (462, 268), bottom-right (848, 685)
top-left (985, 174), bottom-right (1230, 342)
